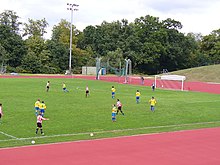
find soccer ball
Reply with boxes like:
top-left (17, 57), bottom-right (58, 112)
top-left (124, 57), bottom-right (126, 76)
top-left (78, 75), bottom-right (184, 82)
top-left (90, 133), bottom-right (94, 137)
top-left (31, 140), bottom-right (35, 144)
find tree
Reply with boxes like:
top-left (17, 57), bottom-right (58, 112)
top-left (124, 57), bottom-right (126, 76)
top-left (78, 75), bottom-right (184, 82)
top-left (0, 11), bottom-right (26, 70)
top-left (23, 18), bottom-right (48, 37)
top-left (0, 10), bottom-right (21, 33)
top-left (200, 29), bottom-right (220, 64)
top-left (52, 19), bottom-right (78, 45)
top-left (46, 39), bottom-right (69, 73)
top-left (21, 36), bottom-right (56, 73)
top-left (48, 19), bottom-right (93, 73)
top-left (0, 43), bottom-right (8, 64)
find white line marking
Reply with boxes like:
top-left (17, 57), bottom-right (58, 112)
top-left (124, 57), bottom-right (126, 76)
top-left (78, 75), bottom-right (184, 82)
top-left (0, 131), bottom-right (18, 139)
top-left (1, 125), bottom-right (220, 151)
top-left (1, 121), bottom-right (220, 143)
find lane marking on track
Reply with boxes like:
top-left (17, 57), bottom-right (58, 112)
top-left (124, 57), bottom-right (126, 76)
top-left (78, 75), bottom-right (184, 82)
top-left (1, 120), bottom-right (220, 143)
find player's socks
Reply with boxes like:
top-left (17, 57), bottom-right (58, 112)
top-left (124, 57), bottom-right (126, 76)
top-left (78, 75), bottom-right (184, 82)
top-left (36, 128), bottom-right (38, 134)
top-left (40, 129), bottom-right (44, 134)
top-left (112, 117), bottom-right (116, 121)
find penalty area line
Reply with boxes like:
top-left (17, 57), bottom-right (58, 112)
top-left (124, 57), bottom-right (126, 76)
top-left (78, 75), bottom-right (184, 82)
top-left (0, 131), bottom-right (18, 140)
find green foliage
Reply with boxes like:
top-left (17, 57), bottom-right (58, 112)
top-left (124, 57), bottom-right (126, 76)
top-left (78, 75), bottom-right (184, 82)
top-left (0, 43), bottom-right (8, 64)
top-left (21, 36), bottom-right (55, 73)
top-left (0, 10), bottom-right (26, 68)
top-left (200, 29), bottom-right (220, 64)
top-left (0, 24), bottom-right (26, 68)
top-left (49, 19), bottom-right (94, 73)
top-left (0, 10), bottom-right (21, 33)
top-left (1, 9), bottom-right (220, 75)
top-left (46, 40), bottom-right (69, 73)
top-left (79, 15), bottom-right (200, 74)
top-left (1, 77), bottom-right (220, 147)
top-left (52, 19), bottom-right (78, 46)
top-left (22, 18), bottom-right (48, 37)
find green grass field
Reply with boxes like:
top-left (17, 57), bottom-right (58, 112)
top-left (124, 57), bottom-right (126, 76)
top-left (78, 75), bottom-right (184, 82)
top-left (1, 77), bottom-right (220, 148)
top-left (169, 64), bottom-right (220, 83)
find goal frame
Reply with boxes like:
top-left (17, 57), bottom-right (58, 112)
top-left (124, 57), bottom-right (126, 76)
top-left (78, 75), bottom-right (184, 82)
top-left (154, 75), bottom-right (186, 91)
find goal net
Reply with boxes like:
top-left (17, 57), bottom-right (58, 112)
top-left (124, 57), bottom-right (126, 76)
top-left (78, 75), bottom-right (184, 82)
top-left (95, 58), bottom-right (132, 84)
top-left (154, 75), bottom-right (186, 91)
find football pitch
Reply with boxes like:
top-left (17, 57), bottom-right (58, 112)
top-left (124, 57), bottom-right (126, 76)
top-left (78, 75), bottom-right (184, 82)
top-left (0, 77), bottom-right (220, 148)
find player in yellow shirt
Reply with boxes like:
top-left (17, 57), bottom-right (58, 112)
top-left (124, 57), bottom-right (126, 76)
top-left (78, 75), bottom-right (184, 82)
top-left (111, 86), bottom-right (116, 99)
top-left (39, 101), bottom-right (47, 117)
top-left (62, 82), bottom-right (69, 92)
top-left (112, 104), bottom-right (117, 122)
top-left (149, 96), bottom-right (157, 112)
top-left (34, 99), bottom-right (40, 116)
top-left (136, 90), bottom-right (141, 103)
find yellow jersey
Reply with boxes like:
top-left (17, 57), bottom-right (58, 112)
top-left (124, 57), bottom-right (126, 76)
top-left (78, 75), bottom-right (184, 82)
top-left (149, 99), bottom-right (156, 106)
top-left (39, 103), bottom-right (46, 110)
top-left (136, 92), bottom-right (141, 97)
top-left (112, 106), bottom-right (117, 113)
top-left (111, 88), bottom-right (116, 92)
top-left (35, 101), bottom-right (40, 108)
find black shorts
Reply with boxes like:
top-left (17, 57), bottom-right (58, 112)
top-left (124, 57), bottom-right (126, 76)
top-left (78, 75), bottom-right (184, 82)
top-left (47, 86), bottom-right (49, 89)
top-left (0, 113), bottom-right (1, 118)
top-left (37, 122), bottom-right (42, 128)
top-left (86, 90), bottom-right (89, 94)
top-left (118, 106), bottom-right (122, 110)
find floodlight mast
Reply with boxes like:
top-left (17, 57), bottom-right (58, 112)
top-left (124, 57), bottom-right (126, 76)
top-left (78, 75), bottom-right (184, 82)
top-left (67, 3), bottom-right (79, 74)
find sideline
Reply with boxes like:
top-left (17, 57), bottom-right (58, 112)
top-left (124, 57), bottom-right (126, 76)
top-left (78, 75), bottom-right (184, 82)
top-left (1, 120), bottom-right (220, 143)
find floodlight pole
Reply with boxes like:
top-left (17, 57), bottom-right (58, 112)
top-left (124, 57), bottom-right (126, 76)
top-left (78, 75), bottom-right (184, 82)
top-left (67, 3), bottom-right (79, 74)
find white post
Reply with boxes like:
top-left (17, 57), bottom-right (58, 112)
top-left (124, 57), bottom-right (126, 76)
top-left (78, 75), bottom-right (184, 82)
top-left (124, 59), bottom-right (128, 83)
top-left (67, 3), bottom-right (79, 74)
top-left (181, 78), bottom-right (184, 91)
top-left (69, 9), bottom-right (73, 74)
top-left (154, 75), bottom-right (157, 88)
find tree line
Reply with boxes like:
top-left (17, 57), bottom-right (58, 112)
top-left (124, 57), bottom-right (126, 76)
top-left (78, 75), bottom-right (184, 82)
top-left (0, 10), bottom-right (220, 75)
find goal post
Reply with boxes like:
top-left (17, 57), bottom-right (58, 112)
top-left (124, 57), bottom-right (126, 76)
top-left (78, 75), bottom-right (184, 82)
top-left (154, 75), bottom-right (186, 91)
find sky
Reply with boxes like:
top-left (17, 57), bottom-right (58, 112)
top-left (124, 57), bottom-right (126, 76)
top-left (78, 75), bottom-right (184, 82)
top-left (1, 0), bottom-right (220, 39)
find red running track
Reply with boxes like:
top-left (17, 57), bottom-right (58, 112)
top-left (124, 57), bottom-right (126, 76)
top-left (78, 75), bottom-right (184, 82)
top-left (1, 127), bottom-right (220, 165)
top-left (1, 74), bottom-right (220, 94)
